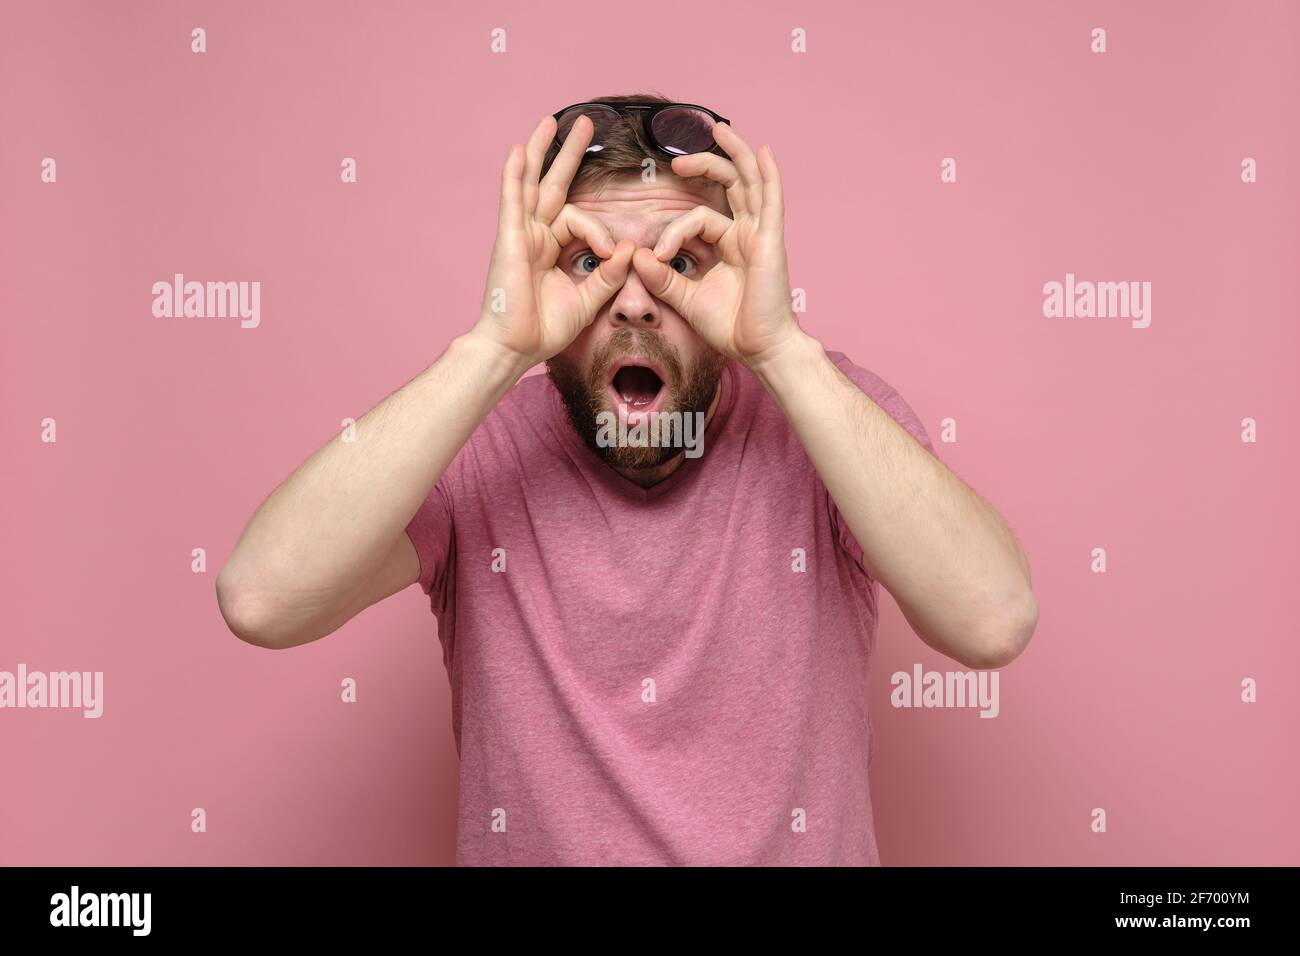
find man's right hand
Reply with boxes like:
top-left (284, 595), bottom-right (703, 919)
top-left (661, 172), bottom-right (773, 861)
top-left (218, 116), bottom-right (636, 651)
top-left (471, 113), bottom-right (634, 369)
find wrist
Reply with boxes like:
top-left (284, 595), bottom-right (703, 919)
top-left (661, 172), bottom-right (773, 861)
top-left (453, 329), bottom-right (536, 391)
top-left (745, 326), bottom-right (823, 390)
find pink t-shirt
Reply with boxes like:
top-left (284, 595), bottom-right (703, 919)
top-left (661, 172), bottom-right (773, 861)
top-left (404, 349), bottom-right (934, 865)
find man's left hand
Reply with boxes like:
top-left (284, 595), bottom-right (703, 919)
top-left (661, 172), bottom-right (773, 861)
top-left (631, 123), bottom-right (803, 369)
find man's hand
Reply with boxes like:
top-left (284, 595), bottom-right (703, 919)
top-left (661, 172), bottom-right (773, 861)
top-left (221, 115), bottom-right (644, 650)
top-left (631, 122), bottom-right (801, 369)
top-left (635, 124), bottom-right (1037, 668)
top-left (471, 113), bottom-right (635, 369)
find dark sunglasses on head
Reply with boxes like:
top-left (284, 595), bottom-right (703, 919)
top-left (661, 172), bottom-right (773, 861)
top-left (552, 101), bottom-right (731, 159)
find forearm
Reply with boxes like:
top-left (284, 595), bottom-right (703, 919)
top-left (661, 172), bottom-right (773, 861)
top-left (750, 330), bottom-right (1037, 668)
top-left (217, 330), bottom-right (526, 628)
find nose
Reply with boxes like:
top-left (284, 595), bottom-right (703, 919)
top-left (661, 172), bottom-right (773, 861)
top-left (606, 267), bottom-right (662, 330)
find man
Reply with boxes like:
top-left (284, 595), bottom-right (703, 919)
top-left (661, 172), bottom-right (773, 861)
top-left (217, 93), bottom-right (1038, 866)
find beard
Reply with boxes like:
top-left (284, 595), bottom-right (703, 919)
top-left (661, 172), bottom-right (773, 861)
top-left (547, 327), bottom-right (728, 471)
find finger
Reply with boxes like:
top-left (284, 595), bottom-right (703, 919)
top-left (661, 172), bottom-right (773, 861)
top-left (652, 205), bottom-right (734, 261)
top-left (576, 239), bottom-right (635, 319)
top-left (669, 152), bottom-right (748, 216)
top-left (631, 246), bottom-right (693, 317)
top-left (549, 203), bottom-right (616, 258)
top-left (521, 115), bottom-right (558, 218)
top-left (712, 123), bottom-right (764, 214)
top-left (497, 143), bottom-right (526, 234)
top-left (755, 144), bottom-right (785, 237)
top-left (536, 114), bottom-right (594, 226)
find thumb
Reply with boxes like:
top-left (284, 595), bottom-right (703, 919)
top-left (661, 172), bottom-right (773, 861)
top-left (577, 240), bottom-right (635, 319)
top-left (632, 247), bottom-right (693, 318)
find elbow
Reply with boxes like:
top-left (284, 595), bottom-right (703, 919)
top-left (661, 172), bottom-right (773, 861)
top-left (963, 590), bottom-right (1039, 670)
top-left (216, 569), bottom-right (292, 650)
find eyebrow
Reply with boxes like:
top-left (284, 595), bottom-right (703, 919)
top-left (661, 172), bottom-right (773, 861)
top-left (650, 211), bottom-right (719, 245)
top-left (558, 209), bottom-right (722, 254)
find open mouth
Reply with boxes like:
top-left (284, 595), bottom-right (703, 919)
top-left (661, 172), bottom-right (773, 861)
top-left (610, 363), bottom-right (665, 410)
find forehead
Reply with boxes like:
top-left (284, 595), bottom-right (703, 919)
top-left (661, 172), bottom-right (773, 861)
top-left (565, 175), bottom-right (729, 244)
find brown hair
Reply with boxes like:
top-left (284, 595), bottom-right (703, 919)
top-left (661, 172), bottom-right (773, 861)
top-left (540, 92), bottom-right (711, 196)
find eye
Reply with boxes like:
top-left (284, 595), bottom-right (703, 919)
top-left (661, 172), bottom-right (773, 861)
top-left (668, 253), bottom-right (697, 275)
top-left (573, 251), bottom-right (602, 275)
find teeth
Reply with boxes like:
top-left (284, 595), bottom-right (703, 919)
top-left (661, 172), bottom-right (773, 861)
top-left (620, 391), bottom-right (632, 403)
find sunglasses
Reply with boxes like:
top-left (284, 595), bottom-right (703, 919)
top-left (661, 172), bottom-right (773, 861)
top-left (551, 101), bottom-right (731, 159)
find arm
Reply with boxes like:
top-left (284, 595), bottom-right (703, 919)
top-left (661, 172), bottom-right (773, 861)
top-left (636, 122), bottom-right (1037, 669)
top-left (217, 112), bottom-right (631, 649)
top-left (215, 334), bottom-right (527, 649)
top-left (749, 333), bottom-right (1037, 669)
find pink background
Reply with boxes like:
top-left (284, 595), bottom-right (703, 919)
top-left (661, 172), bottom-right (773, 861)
top-left (3, 0), bottom-right (1297, 865)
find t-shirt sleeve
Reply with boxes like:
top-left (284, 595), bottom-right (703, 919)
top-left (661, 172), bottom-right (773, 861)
top-left (404, 478), bottom-right (454, 597)
top-left (823, 352), bottom-right (934, 573)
